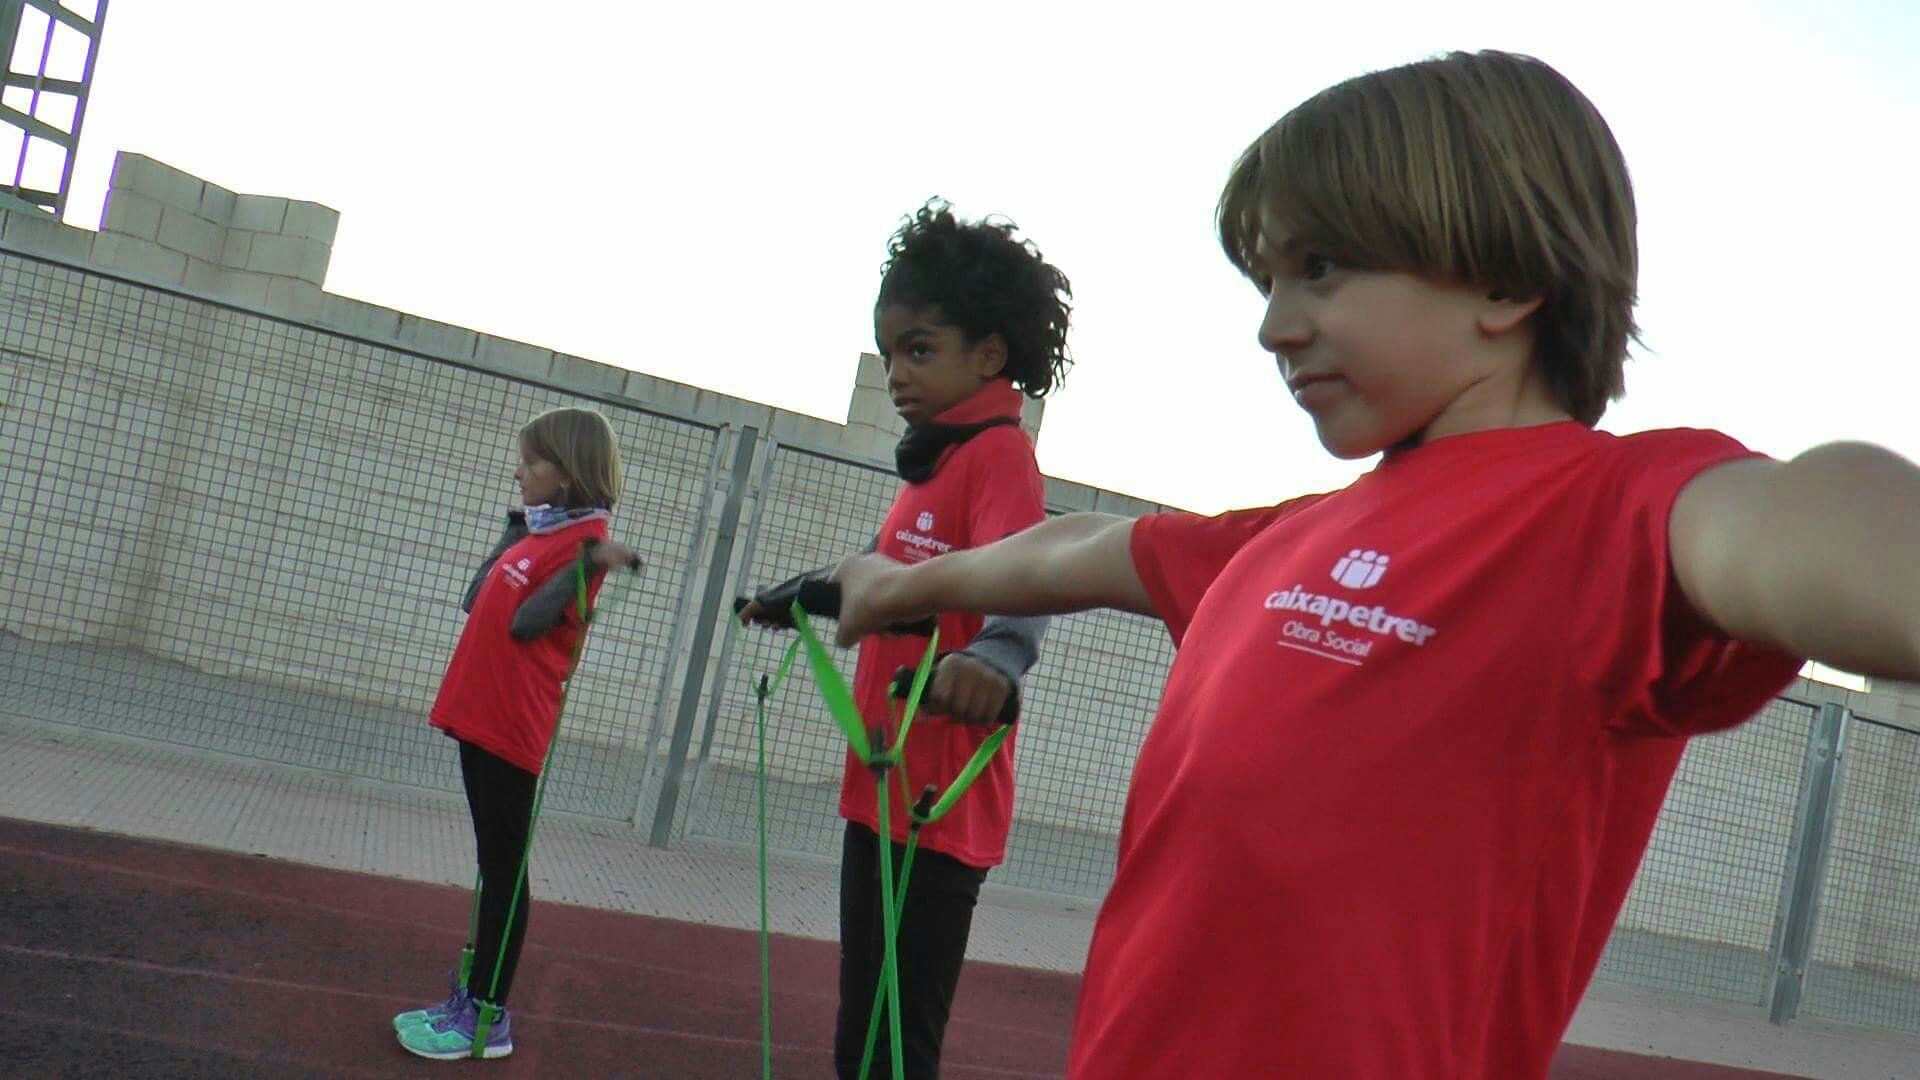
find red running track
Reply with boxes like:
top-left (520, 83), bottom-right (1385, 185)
top-left (0, 818), bottom-right (1806, 1078)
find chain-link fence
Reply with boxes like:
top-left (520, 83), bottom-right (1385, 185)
top-left (5, 243), bottom-right (1920, 1035)
top-left (1594, 697), bottom-right (1814, 1004)
top-left (1586, 699), bottom-right (1920, 1035)
top-left (1805, 717), bottom-right (1920, 1034)
top-left (0, 250), bottom-right (721, 821)
top-left (675, 445), bottom-right (900, 859)
top-left (673, 441), bottom-right (1175, 896)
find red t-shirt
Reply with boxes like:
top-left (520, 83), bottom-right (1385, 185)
top-left (839, 388), bottom-right (1046, 869)
top-left (1067, 422), bottom-right (1803, 1078)
top-left (431, 516), bottom-right (608, 775)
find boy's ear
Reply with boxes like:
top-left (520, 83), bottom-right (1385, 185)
top-left (1479, 293), bottom-right (1544, 337)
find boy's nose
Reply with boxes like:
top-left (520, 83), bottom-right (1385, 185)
top-left (1259, 294), bottom-right (1312, 355)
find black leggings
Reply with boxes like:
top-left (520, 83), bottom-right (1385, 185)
top-left (833, 821), bottom-right (988, 1080)
top-left (458, 740), bottom-right (537, 1006)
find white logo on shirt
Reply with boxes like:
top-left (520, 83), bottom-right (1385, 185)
top-left (893, 509), bottom-right (951, 562)
top-left (1265, 548), bottom-right (1436, 666)
top-left (517, 558), bottom-right (532, 571)
top-left (894, 528), bottom-right (953, 560)
top-left (1331, 549), bottom-right (1389, 589)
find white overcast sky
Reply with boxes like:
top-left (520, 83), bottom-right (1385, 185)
top-left (11, 0), bottom-right (1920, 517)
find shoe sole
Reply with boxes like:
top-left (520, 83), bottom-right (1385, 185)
top-left (397, 1036), bottom-right (513, 1061)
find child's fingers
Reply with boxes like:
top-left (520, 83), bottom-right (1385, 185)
top-left (930, 656), bottom-right (1011, 725)
top-left (921, 665), bottom-right (954, 714)
top-left (737, 600), bottom-right (788, 630)
top-left (947, 684), bottom-right (1003, 725)
top-left (603, 543), bottom-right (642, 573)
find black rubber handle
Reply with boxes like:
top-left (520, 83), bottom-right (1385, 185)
top-left (889, 656), bottom-right (1020, 726)
top-left (734, 571), bottom-right (937, 637)
top-left (731, 571), bottom-right (838, 628)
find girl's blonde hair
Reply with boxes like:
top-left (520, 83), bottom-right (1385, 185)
top-left (520, 407), bottom-right (623, 509)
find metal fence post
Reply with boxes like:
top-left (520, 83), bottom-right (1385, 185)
top-left (1765, 701), bottom-right (1851, 1024)
top-left (647, 425), bottom-right (759, 847)
top-left (628, 425), bottom-right (728, 826)
top-left (680, 437), bottom-right (779, 824)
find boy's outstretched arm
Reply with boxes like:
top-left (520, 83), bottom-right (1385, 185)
top-left (1672, 442), bottom-right (1920, 680)
top-left (831, 512), bottom-right (1152, 648)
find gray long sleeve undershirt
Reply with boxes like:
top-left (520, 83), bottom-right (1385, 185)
top-left (462, 512), bottom-right (586, 641)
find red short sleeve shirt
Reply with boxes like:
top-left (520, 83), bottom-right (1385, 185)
top-left (1070, 423), bottom-right (1803, 1078)
top-left (839, 424), bottom-right (1046, 869)
top-left (431, 516), bottom-right (608, 775)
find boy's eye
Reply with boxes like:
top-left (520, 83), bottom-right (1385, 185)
top-left (1302, 254), bottom-right (1335, 281)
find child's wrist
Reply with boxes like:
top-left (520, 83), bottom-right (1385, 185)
top-left (887, 561), bottom-right (931, 618)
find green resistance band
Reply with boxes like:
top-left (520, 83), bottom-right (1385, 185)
top-left (747, 603), bottom-right (1015, 1080)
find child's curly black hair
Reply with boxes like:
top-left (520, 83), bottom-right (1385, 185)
top-left (875, 198), bottom-right (1074, 399)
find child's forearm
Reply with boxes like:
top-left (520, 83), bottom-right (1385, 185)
top-left (508, 539), bottom-right (641, 641)
top-left (898, 512), bottom-right (1152, 618)
top-left (510, 571), bottom-right (579, 641)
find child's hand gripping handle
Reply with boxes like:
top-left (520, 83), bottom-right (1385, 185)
top-left (583, 537), bottom-right (644, 573)
top-left (735, 570), bottom-right (938, 637)
top-left (889, 656), bottom-right (1021, 727)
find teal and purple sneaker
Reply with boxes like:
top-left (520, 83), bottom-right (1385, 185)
top-left (397, 996), bottom-right (513, 1061)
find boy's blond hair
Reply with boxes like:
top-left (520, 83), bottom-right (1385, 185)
top-left (1218, 50), bottom-right (1638, 426)
top-left (520, 407), bottom-right (624, 509)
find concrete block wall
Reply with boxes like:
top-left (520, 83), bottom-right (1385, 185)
top-left (0, 252), bottom-right (197, 649)
top-left (93, 152), bottom-right (338, 319)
